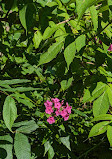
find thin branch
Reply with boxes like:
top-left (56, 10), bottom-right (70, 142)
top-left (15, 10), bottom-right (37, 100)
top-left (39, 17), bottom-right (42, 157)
top-left (57, 16), bottom-right (75, 25)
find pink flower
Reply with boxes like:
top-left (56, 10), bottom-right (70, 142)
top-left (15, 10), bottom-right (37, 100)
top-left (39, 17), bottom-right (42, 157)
top-left (108, 44), bottom-right (112, 51)
top-left (45, 106), bottom-right (53, 114)
top-left (44, 100), bottom-right (52, 107)
top-left (55, 109), bottom-right (60, 116)
top-left (61, 100), bottom-right (64, 105)
top-left (66, 103), bottom-right (72, 114)
top-left (54, 102), bottom-right (61, 109)
top-left (47, 116), bottom-right (55, 124)
top-left (60, 108), bottom-right (68, 117)
top-left (63, 114), bottom-right (69, 121)
top-left (52, 98), bottom-right (60, 103)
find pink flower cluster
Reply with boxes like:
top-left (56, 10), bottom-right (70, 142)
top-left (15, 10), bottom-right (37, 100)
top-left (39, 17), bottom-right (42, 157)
top-left (44, 98), bottom-right (72, 124)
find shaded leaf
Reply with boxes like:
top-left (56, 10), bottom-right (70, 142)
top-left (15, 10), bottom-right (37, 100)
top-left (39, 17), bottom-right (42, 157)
top-left (0, 135), bottom-right (13, 159)
top-left (14, 133), bottom-right (31, 159)
top-left (19, 3), bottom-right (36, 30)
top-left (16, 120), bottom-right (38, 134)
top-left (3, 96), bottom-right (17, 131)
top-left (60, 136), bottom-right (71, 151)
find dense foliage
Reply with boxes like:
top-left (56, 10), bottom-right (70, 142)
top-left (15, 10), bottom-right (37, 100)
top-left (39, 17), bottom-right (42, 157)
top-left (0, 0), bottom-right (112, 158)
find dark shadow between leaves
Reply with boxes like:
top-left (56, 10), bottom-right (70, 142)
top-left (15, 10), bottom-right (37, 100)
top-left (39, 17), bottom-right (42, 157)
top-left (0, 148), bottom-right (7, 159)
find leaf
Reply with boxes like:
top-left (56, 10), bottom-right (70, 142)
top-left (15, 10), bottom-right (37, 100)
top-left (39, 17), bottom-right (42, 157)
top-left (64, 41), bottom-right (76, 69)
top-left (107, 125), bottom-right (112, 147)
top-left (14, 133), bottom-right (31, 159)
top-left (12, 93), bottom-right (35, 108)
top-left (43, 26), bottom-right (58, 40)
top-left (48, 145), bottom-right (55, 159)
top-left (19, 3), bottom-right (36, 31)
top-left (78, 0), bottom-right (103, 22)
top-left (88, 121), bottom-right (109, 138)
top-left (0, 79), bottom-right (30, 85)
top-left (73, 109), bottom-right (88, 118)
top-left (15, 98), bottom-right (35, 108)
top-left (3, 96), bottom-right (17, 131)
top-left (92, 114), bottom-right (112, 122)
top-left (108, 0), bottom-right (112, 18)
top-left (33, 30), bottom-right (43, 49)
top-left (76, 0), bottom-right (83, 16)
top-left (38, 40), bottom-right (64, 66)
top-left (0, 135), bottom-right (13, 159)
top-left (90, 5), bottom-right (98, 31)
top-left (61, 77), bottom-right (73, 91)
top-left (107, 85), bottom-right (112, 106)
top-left (61, 0), bottom-right (70, 4)
top-left (83, 82), bottom-right (107, 103)
top-left (93, 91), bottom-right (109, 117)
top-left (75, 35), bottom-right (86, 52)
top-left (13, 120), bottom-right (36, 127)
top-left (0, 87), bottom-right (44, 92)
top-left (16, 120), bottom-right (38, 134)
top-left (60, 136), bottom-right (71, 151)
top-left (44, 141), bottom-right (51, 156)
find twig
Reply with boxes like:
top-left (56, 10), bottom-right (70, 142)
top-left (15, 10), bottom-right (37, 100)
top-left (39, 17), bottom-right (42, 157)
top-left (57, 16), bottom-right (75, 25)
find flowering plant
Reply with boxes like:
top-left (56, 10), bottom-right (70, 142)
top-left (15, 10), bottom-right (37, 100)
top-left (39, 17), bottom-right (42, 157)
top-left (44, 98), bottom-right (72, 124)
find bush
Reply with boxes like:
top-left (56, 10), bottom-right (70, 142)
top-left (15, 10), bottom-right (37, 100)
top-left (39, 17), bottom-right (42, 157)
top-left (0, 0), bottom-right (112, 158)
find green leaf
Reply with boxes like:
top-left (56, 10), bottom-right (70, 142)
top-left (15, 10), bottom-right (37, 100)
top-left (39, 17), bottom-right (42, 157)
top-left (43, 26), bottom-right (58, 40)
top-left (92, 114), bottom-right (112, 122)
top-left (60, 136), bottom-right (71, 151)
top-left (93, 91), bottom-right (109, 117)
top-left (107, 85), bottom-right (112, 106)
top-left (14, 133), bottom-right (31, 159)
top-left (12, 93), bottom-right (35, 108)
top-left (61, 0), bottom-right (70, 4)
top-left (44, 141), bottom-right (51, 156)
top-left (75, 35), bottom-right (86, 52)
top-left (64, 41), bottom-right (76, 69)
top-left (83, 82), bottom-right (107, 103)
top-left (78, 0), bottom-right (103, 22)
top-left (0, 87), bottom-right (44, 92)
top-left (15, 98), bottom-right (35, 108)
top-left (61, 77), bottom-right (73, 91)
top-left (89, 121), bottom-right (109, 138)
top-left (0, 79), bottom-right (30, 85)
top-left (90, 5), bottom-right (98, 31)
top-left (107, 125), bottom-right (112, 147)
top-left (33, 30), bottom-right (43, 49)
top-left (16, 120), bottom-right (38, 134)
top-left (48, 145), bottom-right (55, 159)
top-left (73, 109), bottom-right (88, 118)
top-left (19, 3), bottom-right (36, 31)
top-left (38, 40), bottom-right (64, 66)
top-left (13, 120), bottom-right (36, 127)
top-left (3, 96), bottom-right (17, 131)
top-left (108, 0), bottom-right (112, 18)
top-left (0, 135), bottom-right (13, 159)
